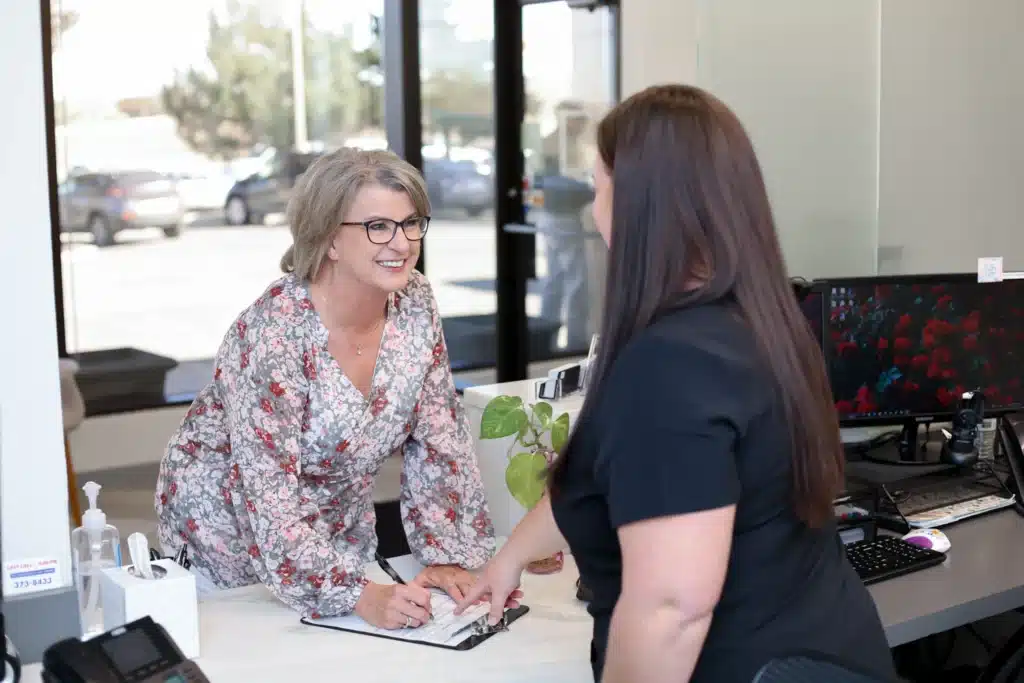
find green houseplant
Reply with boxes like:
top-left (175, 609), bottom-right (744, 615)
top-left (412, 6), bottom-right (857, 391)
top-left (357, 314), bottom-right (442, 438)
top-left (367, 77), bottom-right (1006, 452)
top-left (479, 395), bottom-right (570, 574)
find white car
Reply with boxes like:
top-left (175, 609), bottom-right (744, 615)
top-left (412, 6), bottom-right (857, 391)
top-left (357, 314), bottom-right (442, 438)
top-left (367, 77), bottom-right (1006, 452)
top-left (172, 166), bottom-right (236, 212)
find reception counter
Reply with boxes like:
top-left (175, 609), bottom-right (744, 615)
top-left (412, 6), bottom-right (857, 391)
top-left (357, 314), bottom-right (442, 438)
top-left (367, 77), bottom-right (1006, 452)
top-left (20, 555), bottom-right (595, 683)
top-left (22, 511), bottom-right (1024, 681)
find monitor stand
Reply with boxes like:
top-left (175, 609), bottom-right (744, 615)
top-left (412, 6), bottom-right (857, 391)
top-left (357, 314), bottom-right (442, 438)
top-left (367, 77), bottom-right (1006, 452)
top-left (897, 420), bottom-right (922, 462)
top-left (894, 419), bottom-right (952, 465)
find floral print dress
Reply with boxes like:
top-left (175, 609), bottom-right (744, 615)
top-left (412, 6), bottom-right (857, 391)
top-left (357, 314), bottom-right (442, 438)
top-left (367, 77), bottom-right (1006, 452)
top-left (155, 270), bottom-right (496, 618)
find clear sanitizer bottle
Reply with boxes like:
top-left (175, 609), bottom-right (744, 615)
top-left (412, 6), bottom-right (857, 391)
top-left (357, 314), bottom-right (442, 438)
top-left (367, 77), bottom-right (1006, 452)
top-left (71, 481), bottom-right (121, 638)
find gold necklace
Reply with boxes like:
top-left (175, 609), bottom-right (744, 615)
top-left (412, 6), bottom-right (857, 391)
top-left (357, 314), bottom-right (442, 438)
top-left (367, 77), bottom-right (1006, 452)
top-left (315, 290), bottom-right (387, 356)
top-left (354, 316), bottom-right (387, 356)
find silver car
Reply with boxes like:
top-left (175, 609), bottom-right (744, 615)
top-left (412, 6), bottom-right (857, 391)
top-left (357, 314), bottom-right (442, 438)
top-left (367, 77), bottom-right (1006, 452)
top-left (58, 170), bottom-right (186, 247)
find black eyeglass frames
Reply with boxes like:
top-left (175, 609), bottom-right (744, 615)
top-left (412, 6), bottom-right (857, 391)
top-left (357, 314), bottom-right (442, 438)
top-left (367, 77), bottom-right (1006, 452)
top-left (340, 216), bottom-right (431, 245)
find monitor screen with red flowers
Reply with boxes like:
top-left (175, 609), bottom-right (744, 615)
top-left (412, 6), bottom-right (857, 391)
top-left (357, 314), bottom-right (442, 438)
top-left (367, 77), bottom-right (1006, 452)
top-left (825, 274), bottom-right (1024, 424)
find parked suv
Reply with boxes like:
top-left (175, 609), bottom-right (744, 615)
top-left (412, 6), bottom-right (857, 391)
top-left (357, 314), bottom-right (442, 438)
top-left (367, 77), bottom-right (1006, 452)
top-left (58, 170), bottom-right (185, 247)
top-left (423, 157), bottom-right (492, 217)
top-left (224, 148), bottom-right (320, 226)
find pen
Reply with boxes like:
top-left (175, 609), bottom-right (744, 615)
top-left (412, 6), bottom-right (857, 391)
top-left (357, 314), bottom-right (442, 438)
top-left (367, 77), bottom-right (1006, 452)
top-left (174, 543), bottom-right (191, 570)
top-left (374, 552), bottom-right (406, 585)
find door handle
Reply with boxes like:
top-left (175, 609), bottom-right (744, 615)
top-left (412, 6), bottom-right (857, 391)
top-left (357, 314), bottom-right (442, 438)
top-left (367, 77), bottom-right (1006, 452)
top-left (503, 222), bottom-right (602, 240)
top-left (502, 222), bottom-right (537, 235)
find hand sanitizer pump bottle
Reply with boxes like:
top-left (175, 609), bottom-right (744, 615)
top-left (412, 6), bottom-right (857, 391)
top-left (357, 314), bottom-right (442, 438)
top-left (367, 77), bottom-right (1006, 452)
top-left (70, 481), bottom-right (121, 638)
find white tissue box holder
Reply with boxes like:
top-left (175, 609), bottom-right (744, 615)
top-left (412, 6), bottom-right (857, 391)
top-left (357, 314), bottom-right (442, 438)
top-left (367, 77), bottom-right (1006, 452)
top-left (99, 558), bottom-right (200, 659)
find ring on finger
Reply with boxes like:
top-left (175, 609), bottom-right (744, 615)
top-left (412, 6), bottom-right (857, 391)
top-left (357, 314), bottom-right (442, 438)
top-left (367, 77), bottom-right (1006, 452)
top-left (405, 615), bottom-right (412, 628)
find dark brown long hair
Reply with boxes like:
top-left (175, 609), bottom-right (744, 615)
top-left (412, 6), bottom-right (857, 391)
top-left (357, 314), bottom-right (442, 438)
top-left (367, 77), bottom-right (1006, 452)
top-left (549, 84), bottom-right (843, 528)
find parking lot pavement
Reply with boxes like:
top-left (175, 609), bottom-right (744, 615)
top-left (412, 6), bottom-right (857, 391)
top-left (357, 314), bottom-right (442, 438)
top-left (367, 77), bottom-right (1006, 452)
top-left (59, 217), bottom-right (536, 361)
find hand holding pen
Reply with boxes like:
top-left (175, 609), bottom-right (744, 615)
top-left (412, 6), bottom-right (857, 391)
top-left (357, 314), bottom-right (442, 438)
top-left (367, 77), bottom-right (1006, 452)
top-left (352, 553), bottom-right (433, 630)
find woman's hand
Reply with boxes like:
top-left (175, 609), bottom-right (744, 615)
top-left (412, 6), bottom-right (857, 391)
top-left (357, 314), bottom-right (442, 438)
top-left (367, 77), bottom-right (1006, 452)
top-left (454, 551), bottom-right (526, 625)
top-left (354, 581), bottom-right (433, 630)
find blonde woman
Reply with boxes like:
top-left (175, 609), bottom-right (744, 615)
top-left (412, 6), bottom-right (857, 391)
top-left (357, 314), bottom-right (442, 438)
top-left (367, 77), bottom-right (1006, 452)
top-left (156, 148), bottom-right (501, 630)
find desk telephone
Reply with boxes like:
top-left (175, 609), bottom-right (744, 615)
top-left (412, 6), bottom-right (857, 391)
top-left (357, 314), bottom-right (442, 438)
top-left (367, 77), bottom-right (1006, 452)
top-left (42, 617), bottom-right (207, 683)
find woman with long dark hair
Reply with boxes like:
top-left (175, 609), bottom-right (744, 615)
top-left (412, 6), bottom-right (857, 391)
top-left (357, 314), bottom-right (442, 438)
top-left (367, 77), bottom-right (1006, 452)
top-left (458, 85), bottom-right (895, 682)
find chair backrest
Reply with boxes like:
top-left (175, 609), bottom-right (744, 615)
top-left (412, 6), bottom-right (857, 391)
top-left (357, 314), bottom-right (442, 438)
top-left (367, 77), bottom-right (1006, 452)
top-left (753, 656), bottom-right (889, 683)
top-left (58, 358), bottom-right (86, 432)
top-left (976, 621), bottom-right (1024, 682)
top-left (373, 498), bottom-right (411, 559)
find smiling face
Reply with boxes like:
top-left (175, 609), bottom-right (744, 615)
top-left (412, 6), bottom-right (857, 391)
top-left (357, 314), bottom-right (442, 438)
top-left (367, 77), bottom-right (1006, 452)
top-left (326, 184), bottom-right (423, 294)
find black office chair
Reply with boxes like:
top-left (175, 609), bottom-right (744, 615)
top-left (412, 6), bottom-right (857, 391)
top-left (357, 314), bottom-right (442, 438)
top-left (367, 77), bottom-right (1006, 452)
top-left (753, 655), bottom-right (892, 683)
top-left (975, 622), bottom-right (1024, 683)
top-left (374, 499), bottom-right (412, 559)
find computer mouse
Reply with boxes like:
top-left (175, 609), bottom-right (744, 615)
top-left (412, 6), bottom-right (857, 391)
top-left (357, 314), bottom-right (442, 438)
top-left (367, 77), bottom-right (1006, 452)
top-left (902, 528), bottom-right (951, 553)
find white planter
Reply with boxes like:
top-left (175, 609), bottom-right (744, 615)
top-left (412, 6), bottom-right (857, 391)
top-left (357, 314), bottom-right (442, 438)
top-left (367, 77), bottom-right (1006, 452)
top-left (463, 380), bottom-right (585, 538)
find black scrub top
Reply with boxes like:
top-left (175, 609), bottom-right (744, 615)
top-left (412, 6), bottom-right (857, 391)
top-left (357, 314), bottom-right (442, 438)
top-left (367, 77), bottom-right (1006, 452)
top-left (550, 302), bottom-right (896, 683)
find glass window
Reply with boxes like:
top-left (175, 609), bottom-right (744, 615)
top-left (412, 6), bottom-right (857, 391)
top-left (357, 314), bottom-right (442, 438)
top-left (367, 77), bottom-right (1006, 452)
top-left (419, 0), bottom-right (498, 372)
top-left (51, 0), bottom-right (386, 404)
top-left (523, 1), bottom-right (616, 360)
top-left (419, 0), bottom-right (618, 375)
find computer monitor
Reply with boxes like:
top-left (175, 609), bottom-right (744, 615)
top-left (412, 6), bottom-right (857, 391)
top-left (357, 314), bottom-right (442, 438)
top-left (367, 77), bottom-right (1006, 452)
top-left (824, 274), bottom-right (1024, 428)
top-left (793, 280), bottom-right (825, 347)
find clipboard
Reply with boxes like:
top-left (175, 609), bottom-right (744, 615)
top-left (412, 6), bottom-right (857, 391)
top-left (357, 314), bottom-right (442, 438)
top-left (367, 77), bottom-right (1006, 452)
top-left (300, 604), bottom-right (530, 651)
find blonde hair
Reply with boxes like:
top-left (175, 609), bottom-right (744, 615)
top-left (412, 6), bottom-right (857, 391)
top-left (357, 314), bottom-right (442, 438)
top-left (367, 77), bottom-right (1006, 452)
top-left (279, 148), bottom-right (431, 281)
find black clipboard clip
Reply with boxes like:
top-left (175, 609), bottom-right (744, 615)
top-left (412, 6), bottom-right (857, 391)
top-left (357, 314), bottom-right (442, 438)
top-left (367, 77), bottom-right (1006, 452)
top-left (437, 605), bottom-right (530, 651)
top-left (449, 611), bottom-right (510, 641)
top-left (299, 604), bottom-right (530, 651)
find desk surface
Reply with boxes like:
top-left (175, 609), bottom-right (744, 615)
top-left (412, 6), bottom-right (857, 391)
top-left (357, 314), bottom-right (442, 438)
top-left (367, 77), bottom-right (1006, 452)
top-left (21, 557), bottom-right (595, 683)
top-left (869, 508), bottom-right (1024, 646)
top-left (20, 510), bottom-right (1024, 681)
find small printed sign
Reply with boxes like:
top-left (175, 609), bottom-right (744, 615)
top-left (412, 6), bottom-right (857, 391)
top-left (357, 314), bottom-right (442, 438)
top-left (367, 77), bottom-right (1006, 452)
top-left (3, 557), bottom-right (60, 597)
top-left (978, 257), bottom-right (1004, 283)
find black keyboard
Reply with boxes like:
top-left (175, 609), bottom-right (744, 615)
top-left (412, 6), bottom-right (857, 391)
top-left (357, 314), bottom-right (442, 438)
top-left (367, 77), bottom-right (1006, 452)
top-left (844, 536), bottom-right (947, 585)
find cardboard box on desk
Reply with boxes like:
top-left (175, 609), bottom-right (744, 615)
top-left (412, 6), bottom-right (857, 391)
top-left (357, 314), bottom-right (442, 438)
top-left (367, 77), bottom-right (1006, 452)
top-left (99, 559), bottom-right (199, 658)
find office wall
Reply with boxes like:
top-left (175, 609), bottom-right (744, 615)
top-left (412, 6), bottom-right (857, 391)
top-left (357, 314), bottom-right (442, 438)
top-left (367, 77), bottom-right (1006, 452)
top-left (620, 0), bottom-right (698, 94)
top-left (694, 0), bottom-right (881, 280)
top-left (878, 0), bottom-right (1024, 274)
top-left (622, 0), bottom-right (1024, 278)
top-left (0, 2), bottom-right (73, 587)
top-left (622, 0), bottom-right (880, 280)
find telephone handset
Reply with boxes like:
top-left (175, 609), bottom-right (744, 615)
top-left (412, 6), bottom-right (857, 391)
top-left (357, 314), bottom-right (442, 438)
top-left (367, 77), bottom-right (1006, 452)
top-left (997, 413), bottom-right (1024, 518)
top-left (42, 616), bottom-right (208, 683)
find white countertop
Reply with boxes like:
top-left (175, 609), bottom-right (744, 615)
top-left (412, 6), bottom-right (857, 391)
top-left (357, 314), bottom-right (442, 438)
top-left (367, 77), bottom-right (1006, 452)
top-left (21, 555), bottom-right (594, 683)
top-left (462, 379), bottom-right (586, 413)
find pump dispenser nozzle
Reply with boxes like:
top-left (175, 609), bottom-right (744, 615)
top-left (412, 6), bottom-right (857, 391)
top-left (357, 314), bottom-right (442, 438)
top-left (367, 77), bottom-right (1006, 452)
top-left (82, 481), bottom-right (107, 532)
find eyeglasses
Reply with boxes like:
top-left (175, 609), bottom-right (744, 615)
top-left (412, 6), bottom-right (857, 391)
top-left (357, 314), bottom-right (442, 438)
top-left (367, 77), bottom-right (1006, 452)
top-left (341, 216), bottom-right (431, 245)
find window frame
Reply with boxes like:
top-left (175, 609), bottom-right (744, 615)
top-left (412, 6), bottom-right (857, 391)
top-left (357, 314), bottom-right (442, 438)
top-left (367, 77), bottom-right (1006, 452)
top-left (41, 0), bottom-right (621, 413)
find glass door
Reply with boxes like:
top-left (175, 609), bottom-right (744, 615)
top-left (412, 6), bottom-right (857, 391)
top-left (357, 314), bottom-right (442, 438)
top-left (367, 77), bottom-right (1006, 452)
top-left (494, 0), bottom-right (619, 381)
top-left (418, 0), bottom-right (500, 377)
